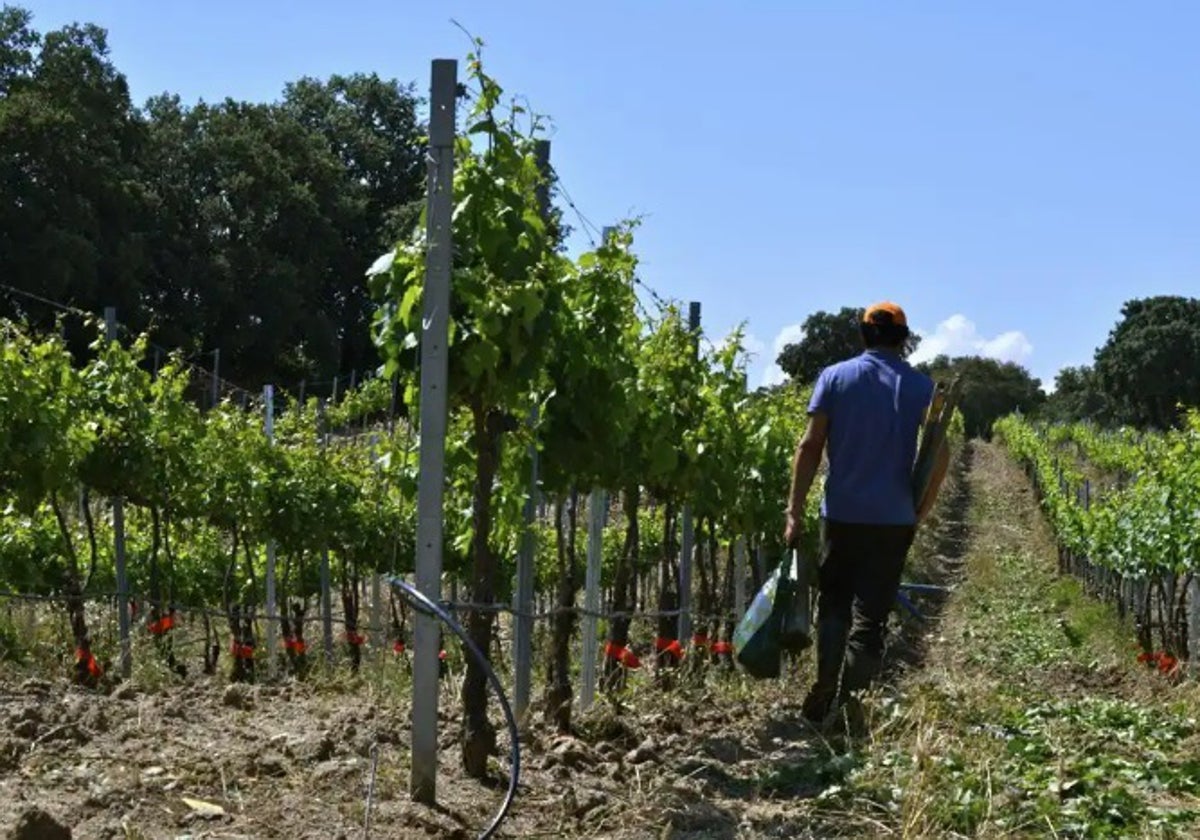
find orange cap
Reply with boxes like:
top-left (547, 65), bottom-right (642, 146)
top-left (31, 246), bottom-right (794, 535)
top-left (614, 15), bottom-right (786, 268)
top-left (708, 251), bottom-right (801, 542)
top-left (863, 301), bottom-right (907, 327)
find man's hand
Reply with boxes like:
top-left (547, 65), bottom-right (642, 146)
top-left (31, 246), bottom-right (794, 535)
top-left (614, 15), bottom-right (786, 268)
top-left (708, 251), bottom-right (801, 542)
top-left (784, 510), bottom-right (803, 549)
top-left (785, 412), bottom-right (828, 550)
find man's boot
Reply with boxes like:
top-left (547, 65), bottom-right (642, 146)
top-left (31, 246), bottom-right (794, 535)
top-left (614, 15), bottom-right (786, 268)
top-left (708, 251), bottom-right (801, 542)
top-left (833, 646), bottom-right (882, 737)
top-left (801, 613), bottom-right (849, 723)
top-left (839, 646), bottom-right (882, 698)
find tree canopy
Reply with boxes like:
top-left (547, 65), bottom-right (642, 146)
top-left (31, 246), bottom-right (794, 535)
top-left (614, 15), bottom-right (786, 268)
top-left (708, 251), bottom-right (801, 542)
top-left (1041, 365), bottom-right (1109, 426)
top-left (1092, 296), bottom-right (1200, 430)
top-left (916, 355), bottom-right (1045, 439)
top-left (776, 306), bottom-right (921, 384)
top-left (1036, 296), bottom-right (1200, 431)
top-left (0, 6), bottom-right (424, 391)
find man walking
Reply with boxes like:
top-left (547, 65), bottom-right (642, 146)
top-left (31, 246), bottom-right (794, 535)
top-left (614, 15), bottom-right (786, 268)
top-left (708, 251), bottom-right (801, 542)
top-left (783, 301), bottom-right (949, 727)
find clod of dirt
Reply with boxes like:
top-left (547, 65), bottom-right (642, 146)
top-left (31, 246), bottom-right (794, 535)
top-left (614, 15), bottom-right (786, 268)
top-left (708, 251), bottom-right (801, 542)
top-left (7, 807), bottom-right (71, 840)
top-left (17, 679), bottom-right (50, 695)
top-left (702, 736), bottom-right (751, 764)
top-left (296, 731), bottom-right (336, 763)
top-left (15, 706), bottom-right (42, 724)
top-left (551, 737), bottom-right (596, 770)
top-left (573, 789), bottom-right (606, 818)
top-left (250, 751), bottom-right (288, 778)
top-left (373, 723), bottom-right (400, 746)
top-left (625, 737), bottom-right (660, 765)
top-left (222, 684), bottom-right (252, 710)
top-left (111, 682), bottom-right (137, 702)
top-left (665, 795), bottom-right (733, 834)
top-left (311, 759), bottom-right (356, 783)
top-left (354, 734), bottom-right (382, 758)
top-left (0, 737), bottom-right (28, 772)
top-left (12, 719), bottom-right (38, 739)
top-left (594, 741), bottom-right (620, 760)
top-left (35, 723), bottom-right (87, 746)
top-left (80, 706), bottom-right (108, 734)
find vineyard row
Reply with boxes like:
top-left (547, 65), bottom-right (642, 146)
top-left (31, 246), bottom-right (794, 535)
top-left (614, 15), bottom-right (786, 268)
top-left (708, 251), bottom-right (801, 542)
top-left (993, 413), bottom-right (1200, 666)
top-left (0, 308), bottom-right (819, 689)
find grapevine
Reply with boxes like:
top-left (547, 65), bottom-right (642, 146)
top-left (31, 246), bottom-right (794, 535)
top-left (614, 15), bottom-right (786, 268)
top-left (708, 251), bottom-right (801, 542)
top-left (995, 413), bottom-right (1200, 655)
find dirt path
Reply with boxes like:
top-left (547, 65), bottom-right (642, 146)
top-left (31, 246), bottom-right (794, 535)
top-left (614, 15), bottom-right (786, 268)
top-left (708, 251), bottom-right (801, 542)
top-left (4, 442), bottom-right (1196, 839)
top-left (807, 442), bottom-right (1200, 839)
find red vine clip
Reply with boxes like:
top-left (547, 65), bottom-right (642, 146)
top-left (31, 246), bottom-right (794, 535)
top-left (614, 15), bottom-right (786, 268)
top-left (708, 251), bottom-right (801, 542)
top-left (1137, 650), bottom-right (1181, 677)
top-left (604, 641), bottom-right (641, 669)
top-left (75, 648), bottom-right (102, 679)
top-left (654, 637), bottom-right (684, 662)
top-left (147, 614), bottom-right (175, 635)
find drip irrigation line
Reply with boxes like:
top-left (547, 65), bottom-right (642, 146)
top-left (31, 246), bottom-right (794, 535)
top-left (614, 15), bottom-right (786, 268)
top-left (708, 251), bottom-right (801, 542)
top-left (441, 599), bottom-right (742, 624)
top-left (387, 575), bottom-right (519, 840)
top-left (0, 587), bottom-right (747, 632)
top-left (0, 588), bottom-right (367, 636)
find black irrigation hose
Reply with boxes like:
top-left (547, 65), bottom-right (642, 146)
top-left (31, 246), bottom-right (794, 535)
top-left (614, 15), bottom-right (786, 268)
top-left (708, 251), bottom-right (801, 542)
top-left (387, 576), bottom-right (519, 840)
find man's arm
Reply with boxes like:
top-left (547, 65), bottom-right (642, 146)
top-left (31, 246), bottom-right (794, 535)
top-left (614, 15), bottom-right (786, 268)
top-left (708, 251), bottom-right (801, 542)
top-left (784, 412), bottom-right (828, 546)
top-left (916, 438), bottom-right (951, 524)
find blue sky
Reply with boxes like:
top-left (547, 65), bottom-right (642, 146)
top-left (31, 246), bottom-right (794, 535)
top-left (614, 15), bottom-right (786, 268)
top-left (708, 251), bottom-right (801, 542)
top-left (24, 1), bottom-right (1200, 389)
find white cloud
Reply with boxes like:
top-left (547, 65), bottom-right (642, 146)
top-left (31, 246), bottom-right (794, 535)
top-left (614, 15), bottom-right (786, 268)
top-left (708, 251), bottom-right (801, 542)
top-left (759, 323), bottom-right (805, 388)
top-left (740, 331), bottom-right (767, 362)
top-left (718, 329), bottom-right (766, 370)
top-left (909, 314), bottom-right (1033, 367)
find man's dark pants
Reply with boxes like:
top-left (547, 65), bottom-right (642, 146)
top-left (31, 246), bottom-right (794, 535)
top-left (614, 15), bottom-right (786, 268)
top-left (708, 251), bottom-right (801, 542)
top-left (808, 518), bottom-right (915, 713)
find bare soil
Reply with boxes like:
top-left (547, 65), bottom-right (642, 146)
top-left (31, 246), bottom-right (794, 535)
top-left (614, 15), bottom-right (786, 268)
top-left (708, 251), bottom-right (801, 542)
top-left (0, 448), bottom-right (973, 840)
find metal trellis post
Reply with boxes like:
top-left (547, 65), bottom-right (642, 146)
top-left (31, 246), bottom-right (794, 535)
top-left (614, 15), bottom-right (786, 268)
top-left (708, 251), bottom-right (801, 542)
top-left (411, 57), bottom-right (456, 806)
top-left (105, 307), bottom-right (132, 680)
top-left (580, 489), bottom-right (605, 711)
top-left (677, 301), bottom-right (701, 646)
top-left (734, 536), bottom-right (747, 618)
top-left (513, 138), bottom-right (551, 723)
top-left (321, 549), bottom-right (334, 665)
top-left (264, 385), bottom-right (278, 679)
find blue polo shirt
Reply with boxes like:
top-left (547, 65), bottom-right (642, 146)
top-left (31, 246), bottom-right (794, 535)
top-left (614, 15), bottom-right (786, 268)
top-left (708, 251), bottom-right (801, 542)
top-left (808, 350), bottom-right (934, 526)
